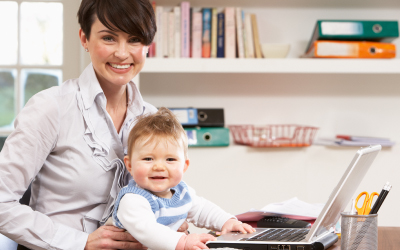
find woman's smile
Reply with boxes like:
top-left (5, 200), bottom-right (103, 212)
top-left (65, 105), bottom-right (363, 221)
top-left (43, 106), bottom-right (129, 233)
top-left (107, 62), bottom-right (133, 73)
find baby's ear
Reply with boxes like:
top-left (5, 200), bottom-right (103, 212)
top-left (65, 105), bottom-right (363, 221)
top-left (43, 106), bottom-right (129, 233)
top-left (183, 159), bottom-right (190, 173)
top-left (124, 156), bottom-right (132, 172)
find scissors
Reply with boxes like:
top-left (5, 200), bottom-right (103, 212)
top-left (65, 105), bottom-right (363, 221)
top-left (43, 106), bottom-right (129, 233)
top-left (355, 191), bottom-right (379, 215)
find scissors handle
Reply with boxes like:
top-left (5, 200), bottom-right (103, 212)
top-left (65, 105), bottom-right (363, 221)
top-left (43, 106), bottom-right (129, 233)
top-left (355, 192), bottom-right (369, 215)
top-left (364, 192), bottom-right (379, 215)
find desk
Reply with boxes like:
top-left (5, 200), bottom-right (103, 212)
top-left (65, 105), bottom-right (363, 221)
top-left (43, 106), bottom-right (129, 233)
top-left (329, 227), bottom-right (400, 250)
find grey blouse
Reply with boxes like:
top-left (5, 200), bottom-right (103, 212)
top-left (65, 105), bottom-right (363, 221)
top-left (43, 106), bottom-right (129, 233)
top-left (0, 63), bottom-right (157, 250)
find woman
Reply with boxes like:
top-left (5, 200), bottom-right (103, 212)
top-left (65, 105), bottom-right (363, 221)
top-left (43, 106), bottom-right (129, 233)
top-left (0, 0), bottom-right (187, 249)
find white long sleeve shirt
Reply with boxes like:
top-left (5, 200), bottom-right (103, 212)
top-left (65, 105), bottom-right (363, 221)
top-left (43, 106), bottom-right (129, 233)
top-left (116, 186), bottom-right (235, 250)
top-left (0, 63), bottom-right (157, 250)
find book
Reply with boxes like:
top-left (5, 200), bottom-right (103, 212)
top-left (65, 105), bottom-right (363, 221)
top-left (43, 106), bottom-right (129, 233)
top-left (173, 6), bottom-right (181, 58)
top-left (224, 7), bottom-right (236, 58)
top-left (148, 41), bottom-right (156, 57)
top-left (155, 6), bottom-right (163, 58)
top-left (210, 8), bottom-right (218, 58)
top-left (189, 7), bottom-right (193, 57)
top-left (162, 11), bottom-right (169, 58)
top-left (168, 12), bottom-right (175, 58)
top-left (235, 7), bottom-right (245, 58)
top-left (217, 12), bottom-right (225, 58)
top-left (305, 20), bottom-right (399, 53)
top-left (244, 13), bottom-right (255, 58)
top-left (147, 1), bottom-right (157, 57)
top-left (202, 8), bottom-right (212, 58)
top-left (180, 1), bottom-right (190, 58)
top-left (251, 14), bottom-right (262, 58)
top-left (191, 12), bottom-right (202, 58)
top-left (303, 40), bottom-right (396, 58)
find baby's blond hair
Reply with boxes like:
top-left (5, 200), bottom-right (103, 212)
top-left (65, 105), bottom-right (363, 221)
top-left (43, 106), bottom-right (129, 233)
top-left (127, 107), bottom-right (188, 158)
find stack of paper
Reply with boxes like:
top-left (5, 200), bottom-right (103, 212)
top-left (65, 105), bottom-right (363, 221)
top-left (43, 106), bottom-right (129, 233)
top-left (236, 197), bottom-right (324, 222)
top-left (314, 135), bottom-right (395, 147)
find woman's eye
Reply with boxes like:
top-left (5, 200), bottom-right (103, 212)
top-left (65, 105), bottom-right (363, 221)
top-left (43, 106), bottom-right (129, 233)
top-left (103, 36), bottom-right (114, 42)
top-left (129, 37), bottom-right (141, 43)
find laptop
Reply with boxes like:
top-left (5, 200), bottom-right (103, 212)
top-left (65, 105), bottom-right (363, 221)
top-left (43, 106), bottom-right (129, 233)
top-left (207, 145), bottom-right (381, 250)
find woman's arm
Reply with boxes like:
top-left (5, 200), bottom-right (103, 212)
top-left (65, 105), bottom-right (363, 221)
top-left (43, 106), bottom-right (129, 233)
top-left (0, 91), bottom-right (89, 249)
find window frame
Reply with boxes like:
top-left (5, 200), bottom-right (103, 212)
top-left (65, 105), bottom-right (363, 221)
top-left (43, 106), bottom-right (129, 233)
top-left (0, 0), bottom-right (82, 135)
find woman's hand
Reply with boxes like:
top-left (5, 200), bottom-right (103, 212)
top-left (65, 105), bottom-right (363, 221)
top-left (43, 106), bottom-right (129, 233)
top-left (178, 221), bottom-right (190, 235)
top-left (84, 225), bottom-right (147, 250)
top-left (219, 219), bottom-right (256, 235)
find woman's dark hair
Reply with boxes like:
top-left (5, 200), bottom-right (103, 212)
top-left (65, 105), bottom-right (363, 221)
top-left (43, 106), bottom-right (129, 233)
top-left (77, 0), bottom-right (156, 45)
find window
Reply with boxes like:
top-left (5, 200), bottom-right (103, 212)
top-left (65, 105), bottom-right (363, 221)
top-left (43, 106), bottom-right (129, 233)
top-left (0, 0), bottom-right (68, 131)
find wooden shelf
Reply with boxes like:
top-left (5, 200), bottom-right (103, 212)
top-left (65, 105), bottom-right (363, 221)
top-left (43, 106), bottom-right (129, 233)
top-left (141, 58), bottom-right (400, 74)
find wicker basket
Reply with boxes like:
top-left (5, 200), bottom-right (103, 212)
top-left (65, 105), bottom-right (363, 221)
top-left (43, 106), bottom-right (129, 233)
top-left (229, 125), bottom-right (318, 147)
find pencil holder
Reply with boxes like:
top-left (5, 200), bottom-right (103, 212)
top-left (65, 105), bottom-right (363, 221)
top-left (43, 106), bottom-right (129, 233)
top-left (341, 212), bottom-right (378, 250)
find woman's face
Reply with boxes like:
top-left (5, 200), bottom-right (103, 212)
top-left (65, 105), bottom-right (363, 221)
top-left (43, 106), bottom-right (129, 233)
top-left (79, 17), bottom-right (148, 88)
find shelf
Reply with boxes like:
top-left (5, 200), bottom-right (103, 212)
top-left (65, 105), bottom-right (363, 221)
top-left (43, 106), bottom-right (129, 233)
top-left (141, 58), bottom-right (400, 74)
top-left (151, 0), bottom-right (400, 8)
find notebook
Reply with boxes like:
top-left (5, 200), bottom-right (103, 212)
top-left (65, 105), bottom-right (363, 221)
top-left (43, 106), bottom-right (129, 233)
top-left (207, 145), bottom-right (381, 250)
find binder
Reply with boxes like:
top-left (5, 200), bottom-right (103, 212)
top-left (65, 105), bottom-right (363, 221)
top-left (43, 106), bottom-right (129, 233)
top-left (185, 127), bottom-right (230, 147)
top-left (303, 40), bottom-right (396, 58)
top-left (305, 20), bottom-right (399, 52)
top-left (169, 108), bottom-right (198, 126)
top-left (196, 108), bottom-right (224, 127)
top-left (169, 108), bottom-right (225, 127)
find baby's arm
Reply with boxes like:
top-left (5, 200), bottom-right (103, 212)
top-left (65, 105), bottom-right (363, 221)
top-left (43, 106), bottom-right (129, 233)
top-left (117, 193), bottom-right (185, 250)
top-left (118, 193), bottom-right (215, 250)
top-left (186, 186), bottom-right (255, 234)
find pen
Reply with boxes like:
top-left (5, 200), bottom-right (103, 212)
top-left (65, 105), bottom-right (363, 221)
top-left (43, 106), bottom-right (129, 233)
top-left (349, 182), bottom-right (391, 250)
top-left (370, 183), bottom-right (391, 214)
top-left (350, 199), bottom-right (357, 215)
top-left (369, 181), bottom-right (391, 214)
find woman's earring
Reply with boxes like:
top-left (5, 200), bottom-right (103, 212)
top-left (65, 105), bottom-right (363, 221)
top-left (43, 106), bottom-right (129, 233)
top-left (85, 48), bottom-right (89, 52)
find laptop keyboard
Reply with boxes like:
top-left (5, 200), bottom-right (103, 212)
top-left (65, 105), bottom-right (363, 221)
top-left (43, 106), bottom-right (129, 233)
top-left (244, 228), bottom-right (309, 242)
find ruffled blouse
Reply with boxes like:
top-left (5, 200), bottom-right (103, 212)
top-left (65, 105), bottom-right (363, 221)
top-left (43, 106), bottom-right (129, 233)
top-left (0, 63), bottom-right (157, 249)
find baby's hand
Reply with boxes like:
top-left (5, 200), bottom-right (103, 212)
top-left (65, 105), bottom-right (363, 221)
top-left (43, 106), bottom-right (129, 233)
top-left (180, 233), bottom-right (216, 250)
top-left (219, 218), bottom-right (256, 235)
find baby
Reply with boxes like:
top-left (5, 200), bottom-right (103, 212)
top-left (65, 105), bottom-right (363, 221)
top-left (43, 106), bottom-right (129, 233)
top-left (110, 107), bottom-right (254, 250)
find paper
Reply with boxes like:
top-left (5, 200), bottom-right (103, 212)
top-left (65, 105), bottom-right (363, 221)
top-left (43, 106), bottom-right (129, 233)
top-left (236, 197), bottom-right (325, 221)
top-left (314, 137), bottom-right (395, 147)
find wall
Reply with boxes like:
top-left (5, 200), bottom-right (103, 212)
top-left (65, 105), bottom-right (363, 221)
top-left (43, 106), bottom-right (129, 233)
top-left (139, 72), bottom-right (400, 233)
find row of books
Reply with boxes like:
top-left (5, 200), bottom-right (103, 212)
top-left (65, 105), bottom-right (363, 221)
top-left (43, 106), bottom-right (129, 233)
top-left (149, 2), bottom-right (263, 59)
top-left (302, 20), bottom-right (399, 58)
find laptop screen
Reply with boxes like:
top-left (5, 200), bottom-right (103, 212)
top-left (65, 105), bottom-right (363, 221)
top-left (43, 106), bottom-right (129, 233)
top-left (306, 145), bottom-right (381, 241)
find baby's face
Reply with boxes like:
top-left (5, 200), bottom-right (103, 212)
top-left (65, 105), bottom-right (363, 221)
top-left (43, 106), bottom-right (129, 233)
top-left (128, 136), bottom-right (189, 198)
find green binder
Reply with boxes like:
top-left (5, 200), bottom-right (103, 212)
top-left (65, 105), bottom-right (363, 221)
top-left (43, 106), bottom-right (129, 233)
top-left (305, 20), bottom-right (399, 52)
top-left (184, 127), bottom-right (229, 147)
